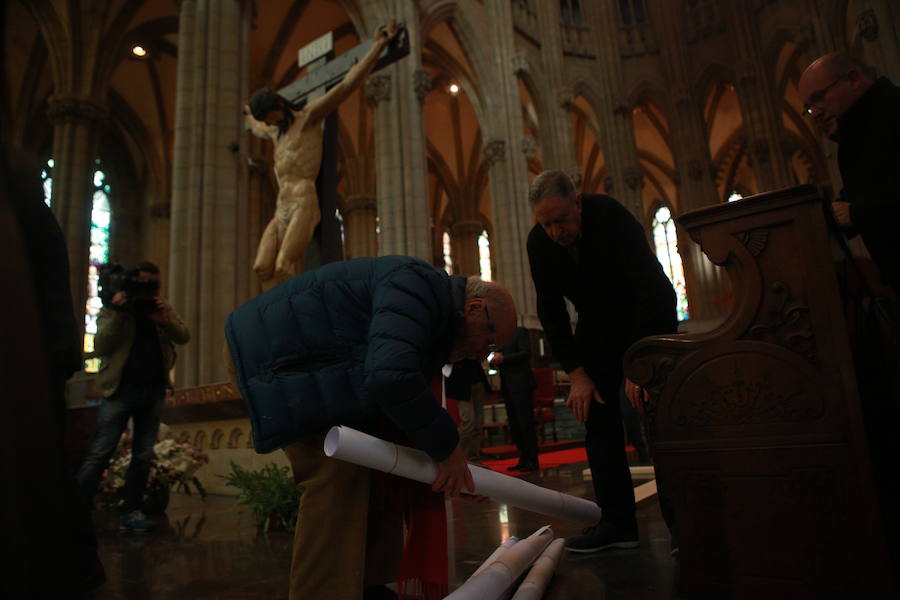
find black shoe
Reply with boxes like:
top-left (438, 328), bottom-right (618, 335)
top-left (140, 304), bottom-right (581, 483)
top-left (507, 462), bottom-right (525, 471)
top-left (119, 509), bottom-right (156, 533)
top-left (363, 585), bottom-right (398, 600)
top-left (564, 521), bottom-right (639, 553)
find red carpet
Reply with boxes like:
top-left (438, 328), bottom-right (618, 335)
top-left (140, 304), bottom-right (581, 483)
top-left (480, 446), bottom-right (588, 473)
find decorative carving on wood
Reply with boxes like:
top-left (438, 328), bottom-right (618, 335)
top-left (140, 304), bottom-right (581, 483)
top-left (675, 355), bottom-right (823, 428)
top-left (748, 281), bottom-right (816, 364)
top-left (734, 228), bottom-right (769, 256)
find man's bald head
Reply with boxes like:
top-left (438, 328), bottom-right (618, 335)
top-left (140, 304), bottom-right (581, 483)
top-left (450, 277), bottom-right (518, 362)
top-left (799, 53), bottom-right (875, 136)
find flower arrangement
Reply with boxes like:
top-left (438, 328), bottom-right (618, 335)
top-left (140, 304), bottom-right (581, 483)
top-left (98, 431), bottom-right (209, 510)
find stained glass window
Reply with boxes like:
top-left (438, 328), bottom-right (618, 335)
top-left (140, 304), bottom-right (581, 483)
top-left (442, 231), bottom-right (453, 275)
top-left (478, 230), bottom-right (492, 281)
top-left (41, 158), bottom-right (54, 206)
top-left (84, 164), bottom-right (111, 373)
top-left (652, 205), bottom-right (689, 321)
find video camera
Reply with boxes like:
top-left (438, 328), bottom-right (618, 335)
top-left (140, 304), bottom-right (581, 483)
top-left (98, 263), bottom-right (160, 315)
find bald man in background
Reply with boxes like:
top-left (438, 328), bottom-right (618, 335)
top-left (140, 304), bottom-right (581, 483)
top-left (799, 53), bottom-right (900, 296)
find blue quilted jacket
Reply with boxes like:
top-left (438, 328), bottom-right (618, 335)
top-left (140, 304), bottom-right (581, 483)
top-left (224, 256), bottom-right (464, 461)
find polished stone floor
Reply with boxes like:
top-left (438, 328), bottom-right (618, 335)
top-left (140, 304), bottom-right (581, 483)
top-left (88, 462), bottom-right (679, 599)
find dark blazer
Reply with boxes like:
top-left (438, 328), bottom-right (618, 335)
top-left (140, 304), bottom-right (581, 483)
top-left (498, 326), bottom-right (535, 394)
top-left (445, 358), bottom-right (490, 402)
top-left (837, 77), bottom-right (900, 295)
top-left (225, 256), bottom-right (463, 461)
top-left (527, 194), bottom-right (677, 384)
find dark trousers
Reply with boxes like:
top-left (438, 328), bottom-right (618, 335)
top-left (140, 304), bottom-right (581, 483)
top-left (503, 386), bottom-right (538, 464)
top-left (77, 382), bottom-right (165, 511)
top-left (584, 370), bottom-right (636, 532)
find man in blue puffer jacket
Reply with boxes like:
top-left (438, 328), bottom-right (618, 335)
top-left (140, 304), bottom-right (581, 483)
top-left (225, 255), bottom-right (516, 600)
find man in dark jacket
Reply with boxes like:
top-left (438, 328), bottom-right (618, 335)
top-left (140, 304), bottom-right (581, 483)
top-left (527, 170), bottom-right (677, 553)
top-left (491, 325), bottom-right (538, 472)
top-left (77, 262), bottom-right (190, 532)
top-left (800, 53), bottom-right (900, 569)
top-left (799, 53), bottom-right (900, 296)
top-left (224, 256), bottom-right (516, 600)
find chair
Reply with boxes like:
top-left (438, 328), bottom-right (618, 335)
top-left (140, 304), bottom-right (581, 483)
top-left (532, 367), bottom-right (557, 443)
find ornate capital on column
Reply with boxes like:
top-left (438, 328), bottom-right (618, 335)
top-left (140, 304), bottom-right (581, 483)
top-left (365, 73), bottom-right (392, 107)
top-left (624, 166), bottom-right (644, 191)
top-left (857, 9), bottom-right (878, 42)
top-left (602, 174), bottom-right (614, 193)
top-left (482, 139), bottom-right (506, 168)
top-left (557, 87), bottom-right (575, 109)
top-left (47, 96), bottom-right (107, 126)
top-left (751, 139), bottom-right (770, 165)
top-left (511, 54), bottom-right (530, 77)
top-left (520, 136), bottom-right (537, 159)
top-left (413, 68), bottom-right (432, 103)
top-left (736, 63), bottom-right (758, 89)
top-left (567, 164), bottom-right (582, 189)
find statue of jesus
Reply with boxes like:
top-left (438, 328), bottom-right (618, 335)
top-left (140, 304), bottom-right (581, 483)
top-left (245, 21), bottom-right (399, 291)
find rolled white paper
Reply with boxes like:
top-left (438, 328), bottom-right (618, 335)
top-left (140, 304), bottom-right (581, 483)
top-left (323, 426), bottom-right (602, 524)
top-left (444, 526), bottom-right (554, 600)
top-left (470, 537), bottom-right (518, 579)
top-left (510, 538), bottom-right (566, 600)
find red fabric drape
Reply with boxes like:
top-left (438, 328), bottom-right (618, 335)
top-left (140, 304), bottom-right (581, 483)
top-left (396, 376), bottom-right (449, 600)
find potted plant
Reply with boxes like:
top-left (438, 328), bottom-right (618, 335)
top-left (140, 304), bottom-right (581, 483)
top-left (98, 432), bottom-right (208, 515)
top-left (220, 461), bottom-right (303, 532)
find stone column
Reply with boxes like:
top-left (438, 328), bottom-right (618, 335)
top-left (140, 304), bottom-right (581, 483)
top-left (342, 193), bottom-right (378, 259)
top-left (483, 0), bottom-right (537, 326)
top-left (580, 2), bottom-right (644, 218)
top-left (449, 220), bottom-right (483, 277)
top-left (365, 1), bottom-right (431, 260)
top-left (655, 2), bottom-right (730, 320)
top-left (47, 96), bottom-right (108, 333)
top-left (169, 0), bottom-right (248, 386)
top-left (533, 0), bottom-right (578, 172)
top-left (726, 3), bottom-right (794, 192)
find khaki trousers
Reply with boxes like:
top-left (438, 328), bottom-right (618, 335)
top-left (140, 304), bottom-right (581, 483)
top-left (282, 436), bottom-right (404, 600)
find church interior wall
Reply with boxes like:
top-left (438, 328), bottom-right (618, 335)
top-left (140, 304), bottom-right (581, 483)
top-left (4, 0), bottom-right (899, 388)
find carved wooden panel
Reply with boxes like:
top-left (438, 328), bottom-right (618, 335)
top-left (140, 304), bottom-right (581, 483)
top-left (624, 186), bottom-right (894, 597)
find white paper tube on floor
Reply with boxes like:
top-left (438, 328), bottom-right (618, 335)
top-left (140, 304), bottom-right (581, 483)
top-left (323, 426), bottom-right (602, 524)
top-left (510, 538), bottom-right (566, 600)
top-left (444, 526), bottom-right (554, 600)
top-left (470, 537), bottom-right (518, 579)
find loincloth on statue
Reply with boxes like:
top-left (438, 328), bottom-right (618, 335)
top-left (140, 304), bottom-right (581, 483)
top-left (275, 201), bottom-right (299, 229)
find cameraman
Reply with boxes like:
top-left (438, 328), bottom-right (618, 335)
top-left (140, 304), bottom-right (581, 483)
top-left (76, 262), bottom-right (189, 532)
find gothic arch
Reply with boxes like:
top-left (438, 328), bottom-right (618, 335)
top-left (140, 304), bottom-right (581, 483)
top-left (693, 62), bottom-right (738, 107)
top-left (626, 80), bottom-right (673, 117)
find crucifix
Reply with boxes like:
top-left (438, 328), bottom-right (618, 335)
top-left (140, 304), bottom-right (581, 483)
top-left (244, 20), bottom-right (409, 292)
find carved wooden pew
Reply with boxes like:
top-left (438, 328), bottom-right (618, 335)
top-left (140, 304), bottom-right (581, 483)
top-left (625, 185), bottom-right (895, 598)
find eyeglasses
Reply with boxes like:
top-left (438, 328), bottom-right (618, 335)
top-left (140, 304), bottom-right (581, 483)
top-left (483, 303), bottom-right (497, 352)
top-left (803, 74), bottom-right (847, 116)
